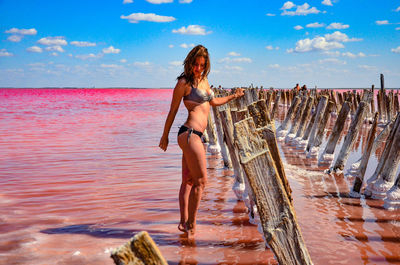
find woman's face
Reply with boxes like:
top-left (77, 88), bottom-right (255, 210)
top-left (192, 56), bottom-right (205, 79)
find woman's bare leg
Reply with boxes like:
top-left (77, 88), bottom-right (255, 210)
top-left (178, 132), bottom-right (207, 237)
top-left (178, 155), bottom-right (192, 232)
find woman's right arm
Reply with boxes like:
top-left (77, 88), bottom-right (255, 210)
top-left (159, 79), bottom-right (186, 151)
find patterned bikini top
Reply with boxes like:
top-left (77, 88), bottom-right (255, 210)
top-left (183, 85), bottom-right (214, 104)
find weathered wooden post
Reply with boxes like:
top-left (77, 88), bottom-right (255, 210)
top-left (293, 97), bottom-right (314, 145)
top-left (271, 91), bottom-right (281, 120)
top-left (384, 171), bottom-right (400, 210)
top-left (111, 231), bottom-right (168, 265)
top-left (286, 95), bottom-right (308, 142)
top-left (206, 111), bottom-right (221, 154)
top-left (277, 96), bottom-right (301, 139)
top-left (304, 95), bottom-right (328, 152)
top-left (319, 101), bottom-right (351, 163)
top-left (350, 112), bottom-right (379, 196)
top-left (306, 99), bottom-right (332, 156)
top-left (365, 113), bottom-right (400, 199)
top-left (212, 104), bottom-right (232, 168)
top-left (235, 118), bottom-right (313, 265)
top-left (326, 101), bottom-right (369, 174)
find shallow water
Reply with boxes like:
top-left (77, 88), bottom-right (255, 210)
top-left (0, 88), bottom-right (399, 264)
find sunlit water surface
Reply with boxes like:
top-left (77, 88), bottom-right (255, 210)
top-left (0, 88), bottom-right (399, 265)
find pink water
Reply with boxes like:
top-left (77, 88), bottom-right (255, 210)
top-left (0, 88), bottom-right (399, 265)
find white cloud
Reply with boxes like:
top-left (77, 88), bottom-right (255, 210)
top-left (325, 31), bottom-right (362, 42)
top-left (179, 0), bottom-right (192, 3)
top-left (265, 45), bottom-right (274, 50)
top-left (294, 25), bottom-right (303, 30)
top-left (27, 46), bottom-right (43, 53)
top-left (396, 27), bottom-right (400, 31)
top-left (75, 53), bottom-right (102, 60)
top-left (0, 49), bottom-right (13, 57)
top-left (391, 46), bottom-right (400, 54)
top-left (123, 0), bottom-right (133, 3)
top-left (101, 64), bottom-right (120, 68)
top-left (102, 46), bottom-right (120, 54)
top-left (323, 51), bottom-right (341, 57)
top-left (396, 6), bottom-right (400, 12)
top-left (225, 65), bottom-right (243, 71)
top-left (70, 41), bottom-right (96, 47)
top-left (146, 0), bottom-right (173, 4)
top-left (120, 59), bottom-right (127, 63)
top-left (172, 25), bottom-right (211, 35)
top-left (268, 64), bottom-right (280, 69)
top-left (45, 46), bottom-right (65, 53)
top-left (219, 57), bottom-right (252, 63)
top-left (306, 22), bottom-right (325, 28)
top-left (180, 43), bottom-right (195, 48)
top-left (292, 37), bottom-right (344, 52)
top-left (228, 52), bottom-right (240, 56)
top-left (7, 35), bottom-right (23, 42)
top-left (282, 3), bottom-right (321, 16)
top-left (134, 61), bottom-right (151, 67)
top-left (5, 28), bottom-right (37, 35)
top-left (281, 1), bottom-right (295, 10)
top-left (341, 52), bottom-right (366, 58)
top-left (121, 13), bottom-right (176, 23)
top-left (266, 13), bottom-right (276, 16)
top-left (50, 52), bottom-right (58, 57)
top-left (168, 44), bottom-right (174, 48)
top-left (376, 20), bottom-right (389, 25)
top-left (358, 65), bottom-right (377, 71)
top-left (169, 61), bottom-right (182, 66)
top-left (318, 58), bottom-right (346, 64)
top-left (326, 23), bottom-right (349, 29)
top-left (37, 37), bottom-right (67, 46)
top-left (321, 0), bottom-right (333, 6)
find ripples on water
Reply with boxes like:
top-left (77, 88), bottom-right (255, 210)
top-left (0, 88), bottom-right (399, 265)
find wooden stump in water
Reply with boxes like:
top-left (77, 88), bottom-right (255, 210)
top-left (111, 231), bottom-right (167, 265)
top-left (212, 104), bottom-right (232, 168)
top-left (327, 101), bottom-right (368, 174)
top-left (365, 113), bottom-right (400, 199)
top-left (271, 91), bottom-right (281, 120)
top-left (351, 112), bottom-right (379, 195)
top-left (318, 101), bottom-right (351, 163)
top-left (234, 118), bottom-right (313, 265)
top-left (305, 96), bottom-right (328, 153)
top-left (294, 96), bottom-right (314, 142)
top-left (278, 96), bottom-right (300, 134)
top-left (384, 171), bottom-right (400, 210)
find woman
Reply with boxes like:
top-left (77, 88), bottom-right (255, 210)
top-left (159, 45), bottom-right (244, 237)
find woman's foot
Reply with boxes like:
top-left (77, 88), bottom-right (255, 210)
top-left (178, 222), bottom-right (186, 232)
top-left (185, 222), bottom-right (195, 238)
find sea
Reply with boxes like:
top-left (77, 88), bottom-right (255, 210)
top-left (0, 88), bottom-right (399, 265)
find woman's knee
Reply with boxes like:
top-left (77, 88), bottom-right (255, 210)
top-left (193, 176), bottom-right (207, 188)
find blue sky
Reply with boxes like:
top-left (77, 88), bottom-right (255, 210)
top-left (0, 0), bottom-right (399, 88)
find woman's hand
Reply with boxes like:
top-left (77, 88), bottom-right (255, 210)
top-left (159, 135), bottom-right (169, 151)
top-left (234, 87), bottom-right (244, 99)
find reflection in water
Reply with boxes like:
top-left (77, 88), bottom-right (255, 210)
top-left (0, 88), bottom-right (399, 265)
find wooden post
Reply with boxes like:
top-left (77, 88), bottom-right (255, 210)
top-left (206, 111), bottom-right (221, 154)
top-left (294, 96), bottom-right (314, 144)
top-left (383, 171), bottom-right (400, 210)
top-left (365, 113), bottom-right (400, 199)
top-left (212, 104), bottom-right (232, 168)
top-left (271, 91), bottom-right (281, 120)
top-left (305, 96), bottom-right (329, 152)
top-left (234, 118), bottom-right (313, 265)
top-left (351, 112), bottom-right (378, 196)
top-left (218, 105), bottom-right (246, 201)
top-left (277, 96), bottom-right (301, 135)
top-left (286, 95), bottom-right (308, 141)
top-left (365, 114), bottom-right (400, 189)
top-left (308, 100), bottom-right (334, 156)
top-left (111, 231), bottom-right (168, 265)
top-left (327, 101), bottom-right (369, 174)
top-left (319, 101), bottom-right (351, 162)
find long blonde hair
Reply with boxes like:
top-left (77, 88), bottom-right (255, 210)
top-left (178, 45), bottom-right (210, 86)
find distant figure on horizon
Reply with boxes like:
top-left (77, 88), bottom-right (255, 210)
top-left (294, 83), bottom-right (300, 92)
top-left (301, 84), bottom-right (307, 91)
top-left (159, 45), bottom-right (244, 238)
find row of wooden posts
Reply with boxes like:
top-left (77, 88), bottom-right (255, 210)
top-left (111, 82), bottom-right (399, 265)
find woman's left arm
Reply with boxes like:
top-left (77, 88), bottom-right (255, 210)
top-left (210, 87), bottom-right (244, 107)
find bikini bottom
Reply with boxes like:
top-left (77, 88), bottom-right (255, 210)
top-left (178, 125), bottom-right (203, 143)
